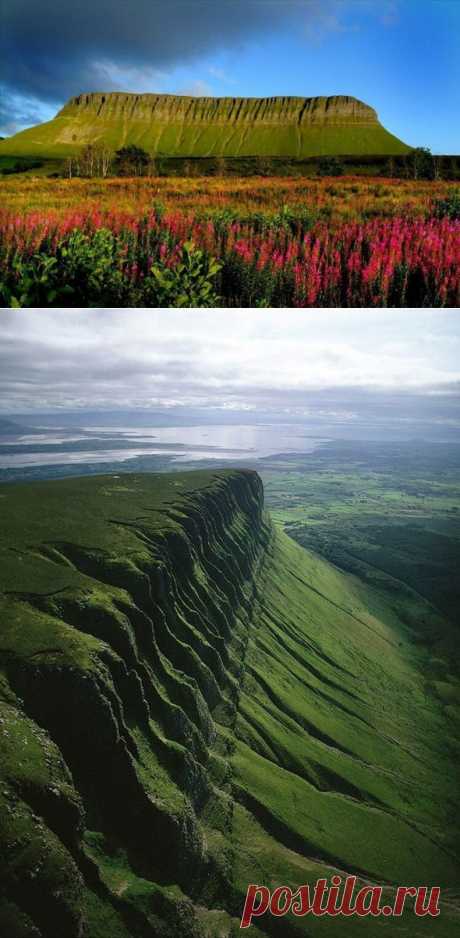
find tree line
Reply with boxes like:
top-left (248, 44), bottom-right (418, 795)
top-left (65, 144), bottom-right (155, 178)
top-left (317, 149), bottom-right (448, 180)
top-left (64, 144), bottom-right (454, 180)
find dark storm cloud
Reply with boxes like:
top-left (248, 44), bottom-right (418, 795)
top-left (1, 0), bottom-right (315, 127)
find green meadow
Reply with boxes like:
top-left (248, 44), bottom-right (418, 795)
top-left (262, 440), bottom-right (460, 629)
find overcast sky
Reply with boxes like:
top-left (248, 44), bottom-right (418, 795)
top-left (1, 310), bottom-right (459, 420)
top-left (1, 1), bottom-right (459, 151)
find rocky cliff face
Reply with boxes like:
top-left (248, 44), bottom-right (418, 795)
top-left (0, 471), bottom-right (271, 937)
top-left (1, 470), bottom-right (457, 938)
top-left (59, 92), bottom-right (379, 126)
top-left (0, 91), bottom-right (410, 158)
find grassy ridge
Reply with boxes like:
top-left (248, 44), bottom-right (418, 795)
top-left (0, 470), bottom-right (458, 937)
top-left (0, 93), bottom-right (410, 159)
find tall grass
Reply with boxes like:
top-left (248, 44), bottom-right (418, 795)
top-left (1, 175), bottom-right (457, 223)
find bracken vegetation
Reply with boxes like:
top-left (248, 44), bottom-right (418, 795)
top-left (0, 177), bottom-right (459, 307)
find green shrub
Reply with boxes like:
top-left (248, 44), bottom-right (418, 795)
top-left (0, 231), bottom-right (221, 308)
top-left (0, 229), bottom-right (128, 307)
top-left (432, 190), bottom-right (460, 220)
top-left (0, 253), bottom-right (72, 307)
top-left (144, 241), bottom-right (221, 307)
top-left (317, 156), bottom-right (344, 177)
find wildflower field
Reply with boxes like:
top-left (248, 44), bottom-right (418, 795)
top-left (0, 175), bottom-right (459, 307)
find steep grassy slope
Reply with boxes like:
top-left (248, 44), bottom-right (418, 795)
top-left (0, 93), bottom-right (410, 159)
top-left (0, 470), bottom-right (458, 938)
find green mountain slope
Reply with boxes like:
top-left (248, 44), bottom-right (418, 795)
top-left (0, 93), bottom-right (410, 159)
top-left (0, 470), bottom-right (458, 938)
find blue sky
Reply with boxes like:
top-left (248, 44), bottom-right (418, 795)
top-left (2, 1), bottom-right (459, 152)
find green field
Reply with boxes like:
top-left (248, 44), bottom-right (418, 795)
top-left (0, 465), bottom-right (458, 937)
top-left (0, 92), bottom-right (410, 160)
top-left (262, 440), bottom-right (460, 629)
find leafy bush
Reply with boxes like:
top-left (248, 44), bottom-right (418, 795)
top-left (317, 156), bottom-right (344, 177)
top-left (144, 241), bottom-right (221, 307)
top-left (432, 190), bottom-right (460, 220)
top-left (0, 227), bottom-right (221, 308)
top-left (0, 254), bottom-right (70, 307)
top-left (0, 159), bottom-right (43, 176)
top-left (0, 229), bottom-right (125, 307)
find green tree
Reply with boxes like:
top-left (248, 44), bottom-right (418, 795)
top-left (254, 156), bottom-right (273, 177)
top-left (409, 147), bottom-right (435, 180)
top-left (212, 156), bottom-right (227, 177)
top-left (317, 156), bottom-right (344, 177)
top-left (114, 145), bottom-right (150, 177)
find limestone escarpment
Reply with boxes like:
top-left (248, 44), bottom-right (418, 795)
top-left (0, 469), bottom-right (458, 938)
top-left (0, 92), bottom-right (410, 158)
top-left (0, 470), bottom-right (270, 936)
top-left (59, 92), bottom-right (379, 126)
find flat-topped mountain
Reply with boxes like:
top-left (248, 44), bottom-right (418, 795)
top-left (0, 92), bottom-right (410, 158)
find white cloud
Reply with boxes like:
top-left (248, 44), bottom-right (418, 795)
top-left (207, 66), bottom-right (236, 86)
top-left (91, 60), bottom-right (171, 93)
top-left (0, 309), bottom-right (459, 417)
top-left (177, 79), bottom-right (213, 97)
